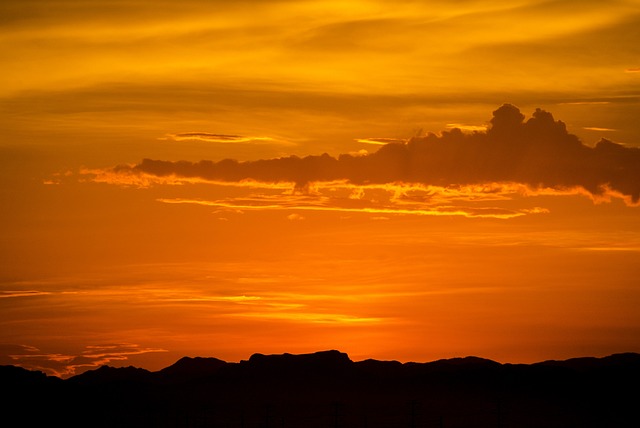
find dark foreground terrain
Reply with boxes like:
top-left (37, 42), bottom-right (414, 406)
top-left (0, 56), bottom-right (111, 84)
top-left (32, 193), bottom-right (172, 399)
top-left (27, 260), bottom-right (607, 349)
top-left (2, 350), bottom-right (640, 427)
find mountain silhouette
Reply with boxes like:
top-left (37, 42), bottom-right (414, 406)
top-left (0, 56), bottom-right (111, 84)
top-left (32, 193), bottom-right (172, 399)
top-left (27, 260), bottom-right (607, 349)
top-left (157, 356), bottom-right (227, 382)
top-left (2, 351), bottom-right (640, 427)
top-left (68, 364), bottom-right (154, 385)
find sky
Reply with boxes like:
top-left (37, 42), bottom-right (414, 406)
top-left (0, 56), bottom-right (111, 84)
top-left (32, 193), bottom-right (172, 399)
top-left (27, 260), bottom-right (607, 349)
top-left (1, 0), bottom-right (639, 378)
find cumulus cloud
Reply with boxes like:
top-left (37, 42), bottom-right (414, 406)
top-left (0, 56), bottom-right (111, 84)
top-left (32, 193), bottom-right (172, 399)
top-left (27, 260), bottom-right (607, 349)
top-left (102, 105), bottom-right (640, 205)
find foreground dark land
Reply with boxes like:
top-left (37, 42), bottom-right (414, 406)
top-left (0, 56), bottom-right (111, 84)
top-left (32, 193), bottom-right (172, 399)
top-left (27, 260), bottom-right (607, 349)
top-left (3, 351), bottom-right (640, 427)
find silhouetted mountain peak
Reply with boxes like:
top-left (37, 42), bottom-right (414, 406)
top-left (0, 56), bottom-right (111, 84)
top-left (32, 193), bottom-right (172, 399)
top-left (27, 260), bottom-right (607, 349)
top-left (248, 349), bottom-right (350, 362)
top-left (69, 364), bottom-right (152, 385)
top-left (536, 352), bottom-right (640, 371)
top-left (158, 356), bottom-right (227, 379)
top-left (0, 364), bottom-right (54, 386)
top-left (430, 356), bottom-right (501, 367)
top-left (242, 350), bottom-right (352, 378)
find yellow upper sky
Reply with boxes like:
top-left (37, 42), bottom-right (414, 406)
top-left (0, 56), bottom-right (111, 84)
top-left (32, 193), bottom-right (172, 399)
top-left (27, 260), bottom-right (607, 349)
top-left (2, 0), bottom-right (639, 158)
top-left (1, 0), bottom-right (639, 377)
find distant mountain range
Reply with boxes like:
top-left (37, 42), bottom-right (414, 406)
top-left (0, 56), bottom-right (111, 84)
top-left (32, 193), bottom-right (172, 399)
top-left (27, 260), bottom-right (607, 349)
top-left (3, 350), bottom-right (640, 427)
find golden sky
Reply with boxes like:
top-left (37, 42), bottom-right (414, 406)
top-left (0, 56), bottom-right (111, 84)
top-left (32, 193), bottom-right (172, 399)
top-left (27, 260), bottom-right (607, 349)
top-left (1, 0), bottom-right (639, 378)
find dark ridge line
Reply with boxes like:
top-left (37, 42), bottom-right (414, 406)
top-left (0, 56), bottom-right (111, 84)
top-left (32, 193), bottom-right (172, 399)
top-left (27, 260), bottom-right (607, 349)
top-left (3, 349), bottom-right (639, 381)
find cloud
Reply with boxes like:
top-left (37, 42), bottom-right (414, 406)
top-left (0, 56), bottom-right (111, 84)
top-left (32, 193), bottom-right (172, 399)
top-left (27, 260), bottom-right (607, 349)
top-left (583, 127), bottom-right (617, 132)
top-left (101, 105), bottom-right (640, 205)
top-left (446, 123), bottom-right (488, 132)
top-left (356, 137), bottom-right (406, 146)
top-left (164, 132), bottom-right (276, 144)
top-left (0, 290), bottom-right (51, 298)
top-left (560, 101), bottom-right (611, 105)
top-left (231, 311), bottom-right (383, 324)
top-left (155, 189), bottom-right (545, 219)
top-left (0, 343), bottom-right (167, 378)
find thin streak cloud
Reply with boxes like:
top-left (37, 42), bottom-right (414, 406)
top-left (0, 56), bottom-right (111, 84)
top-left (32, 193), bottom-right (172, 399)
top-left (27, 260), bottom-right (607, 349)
top-left (356, 137), bottom-right (407, 145)
top-left (446, 123), bottom-right (488, 132)
top-left (0, 290), bottom-right (51, 298)
top-left (231, 312), bottom-right (384, 325)
top-left (583, 127), bottom-right (617, 132)
top-left (156, 196), bottom-right (540, 220)
top-left (164, 132), bottom-right (278, 144)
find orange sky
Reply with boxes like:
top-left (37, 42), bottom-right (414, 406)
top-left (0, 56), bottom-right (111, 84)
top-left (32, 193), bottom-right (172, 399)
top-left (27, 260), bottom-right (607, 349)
top-left (1, 0), bottom-right (639, 378)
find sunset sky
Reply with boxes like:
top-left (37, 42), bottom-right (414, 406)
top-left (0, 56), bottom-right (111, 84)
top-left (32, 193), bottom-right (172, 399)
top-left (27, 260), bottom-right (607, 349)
top-left (1, 0), bottom-right (639, 378)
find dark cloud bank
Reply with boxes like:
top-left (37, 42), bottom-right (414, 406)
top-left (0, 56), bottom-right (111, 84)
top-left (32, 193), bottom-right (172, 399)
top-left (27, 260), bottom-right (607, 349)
top-left (118, 105), bottom-right (640, 204)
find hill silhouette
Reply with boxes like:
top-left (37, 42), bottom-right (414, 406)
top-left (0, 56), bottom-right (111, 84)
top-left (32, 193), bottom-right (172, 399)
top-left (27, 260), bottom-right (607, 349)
top-left (2, 350), bottom-right (640, 427)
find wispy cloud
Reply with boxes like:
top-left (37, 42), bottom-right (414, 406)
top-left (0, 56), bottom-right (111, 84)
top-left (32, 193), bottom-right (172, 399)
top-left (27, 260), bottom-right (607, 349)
top-left (163, 132), bottom-right (278, 144)
top-left (231, 311), bottom-right (384, 324)
top-left (139, 287), bottom-right (389, 326)
top-left (0, 343), bottom-right (167, 379)
top-left (155, 185), bottom-right (547, 219)
top-left (558, 101), bottom-right (611, 105)
top-left (159, 294), bottom-right (262, 303)
top-left (583, 127), bottom-right (617, 132)
top-left (446, 123), bottom-right (488, 132)
top-left (355, 137), bottom-right (406, 146)
top-left (83, 167), bottom-right (295, 189)
top-left (0, 290), bottom-right (52, 298)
